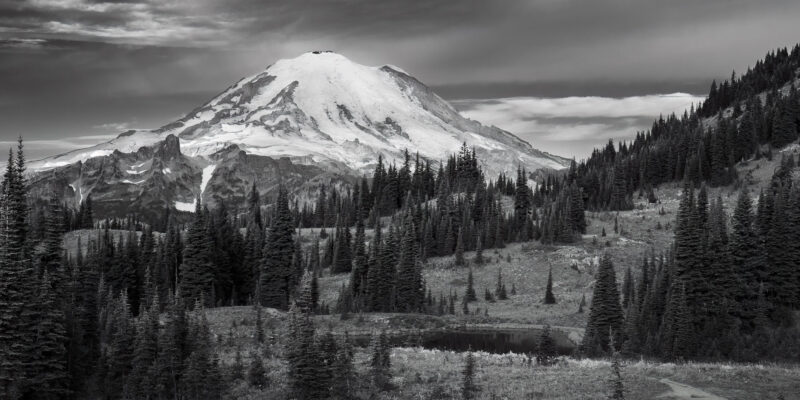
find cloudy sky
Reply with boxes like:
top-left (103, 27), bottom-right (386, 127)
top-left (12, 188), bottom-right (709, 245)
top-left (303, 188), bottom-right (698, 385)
top-left (1, 0), bottom-right (799, 160)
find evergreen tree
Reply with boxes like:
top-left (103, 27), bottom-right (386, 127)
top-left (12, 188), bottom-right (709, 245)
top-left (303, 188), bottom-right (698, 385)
top-left (455, 228), bottom-right (465, 266)
top-left (495, 268), bottom-right (507, 300)
top-left (581, 254), bottom-right (624, 356)
top-left (728, 190), bottom-right (762, 326)
top-left (465, 267), bottom-right (477, 303)
top-left (537, 325), bottom-right (557, 366)
top-left (395, 215), bottom-right (423, 312)
top-left (180, 203), bottom-right (216, 308)
top-left (330, 332), bottom-right (356, 399)
top-left (474, 236), bottom-right (484, 265)
top-left (371, 331), bottom-right (392, 391)
top-left (31, 273), bottom-right (70, 398)
top-left (621, 267), bottom-right (633, 309)
top-left (247, 353), bottom-right (268, 389)
top-left (259, 186), bottom-right (295, 310)
top-left (673, 183), bottom-right (706, 313)
top-left (544, 267), bottom-right (556, 304)
top-left (461, 351), bottom-right (479, 400)
top-left (0, 144), bottom-right (39, 398)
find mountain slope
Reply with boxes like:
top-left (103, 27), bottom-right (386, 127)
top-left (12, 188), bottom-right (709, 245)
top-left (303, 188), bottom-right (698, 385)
top-left (29, 52), bottom-right (569, 219)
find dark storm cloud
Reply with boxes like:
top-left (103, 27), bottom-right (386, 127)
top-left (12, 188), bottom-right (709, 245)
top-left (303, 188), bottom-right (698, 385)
top-left (1, 0), bottom-right (799, 159)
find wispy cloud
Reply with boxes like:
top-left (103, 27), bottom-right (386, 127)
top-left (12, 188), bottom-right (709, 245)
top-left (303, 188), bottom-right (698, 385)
top-left (93, 122), bottom-right (131, 132)
top-left (454, 93), bottom-right (705, 159)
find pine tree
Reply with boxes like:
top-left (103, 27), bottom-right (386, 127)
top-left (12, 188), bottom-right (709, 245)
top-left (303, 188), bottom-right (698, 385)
top-left (465, 267), bottom-right (477, 303)
top-left (106, 293), bottom-right (135, 397)
top-left (474, 236), bottom-right (484, 265)
top-left (496, 268), bottom-right (507, 300)
top-left (125, 302), bottom-right (159, 398)
top-left (317, 331), bottom-right (338, 396)
top-left (371, 331), bottom-right (392, 391)
top-left (30, 273), bottom-right (70, 398)
top-left (621, 267), bottom-right (633, 309)
top-left (154, 292), bottom-right (188, 399)
top-left (247, 353), bottom-right (268, 389)
top-left (461, 351), bottom-right (479, 400)
top-left (537, 325), bottom-right (557, 366)
top-left (395, 215), bottom-right (423, 312)
top-left (330, 332), bottom-right (356, 399)
top-left (259, 186), bottom-right (295, 310)
top-left (581, 253), bottom-right (624, 356)
top-left (230, 349), bottom-right (244, 382)
top-left (350, 208), bottom-right (368, 298)
top-left (454, 228), bottom-right (465, 265)
top-left (661, 284), bottom-right (694, 360)
top-left (0, 144), bottom-right (39, 398)
top-left (178, 203), bottom-right (215, 308)
top-left (544, 267), bottom-right (556, 304)
top-left (728, 190), bottom-right (762, 326)
top-left (254, 302), bottom-right (265, 344)
top-left (673, 183), bottom-right (706, 314)
top-left (181, 310), bottom-right (223, 400)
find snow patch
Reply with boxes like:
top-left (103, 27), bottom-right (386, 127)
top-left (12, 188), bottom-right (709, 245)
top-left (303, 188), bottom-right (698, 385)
top-left (175, 200), bottom-right (196, 212)
top-left (200, 164), bottom-right (216, 196)
top-left (162, 168), bottom-right (171, 174)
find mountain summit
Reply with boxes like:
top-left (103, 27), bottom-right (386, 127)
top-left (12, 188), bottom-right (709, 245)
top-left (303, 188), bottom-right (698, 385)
top-left (29, 52), bottom-right (568, 218)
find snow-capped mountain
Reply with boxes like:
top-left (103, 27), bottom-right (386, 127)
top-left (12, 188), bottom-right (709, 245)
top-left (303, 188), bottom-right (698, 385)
top-left (29, 52), bottom-right (569, 220)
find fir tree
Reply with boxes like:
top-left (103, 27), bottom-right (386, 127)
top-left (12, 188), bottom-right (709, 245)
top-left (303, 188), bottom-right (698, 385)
top-left (544, 267), bottom-right (556, 304)
top-left (474, 236), bottom-right (484, 265)
top-left (259, 186), bottom-right (295, 310)
top-left (31, 273), bottom-right (70, 398)
top-left (395, 214), bottom-right (423, 312)
top-left (371, 331), bottom-right (392, 391)
top-left (581, 254), bottom-right (624, 356)
top-left (247, 353), bottom-right (268, 389)
top-left (461, 351), bottom-right (479, 400)
top-left (465, 267), bottom-right (477, 303)
top-left (495, 268), bottom-right (507, 300)
top-left (330, 332), bottom-right (356, 399)
top-left (0, 144), bottom-right (39, 398)
top-left (455, 228), bottom-right (465, 266)
top-left (537, 325), bottom-right (557, 366)
top-left (180, 203), bottom-right (216, 308)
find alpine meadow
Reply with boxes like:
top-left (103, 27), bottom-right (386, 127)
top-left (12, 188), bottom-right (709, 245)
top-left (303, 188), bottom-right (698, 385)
top-left (1, 1), bottom-right (800, 399)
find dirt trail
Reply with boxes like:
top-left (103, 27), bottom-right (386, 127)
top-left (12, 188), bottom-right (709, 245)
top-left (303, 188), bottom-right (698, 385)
top-left (657, 378), bottom-right (727, 400)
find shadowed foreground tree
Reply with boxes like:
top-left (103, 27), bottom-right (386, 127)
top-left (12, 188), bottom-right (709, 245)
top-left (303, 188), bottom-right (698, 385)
top-left (462, 351), bottom-right (479, 400)
top-left (581, 253), bottom-right (624, 357)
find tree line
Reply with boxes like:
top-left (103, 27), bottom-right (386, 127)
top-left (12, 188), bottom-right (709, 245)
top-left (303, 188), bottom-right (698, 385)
top-left (557, 46), bottom-right (799, 212)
